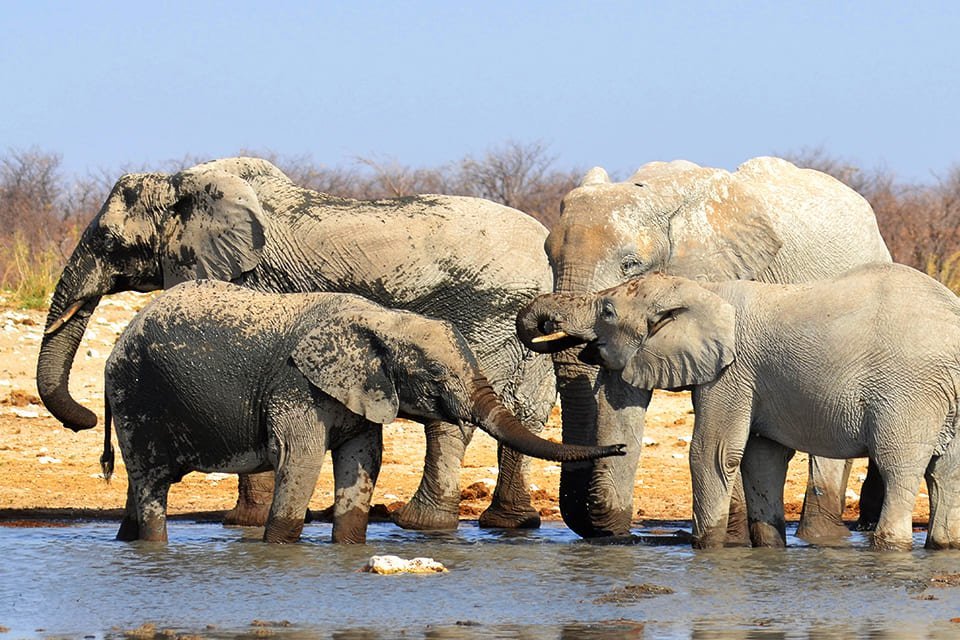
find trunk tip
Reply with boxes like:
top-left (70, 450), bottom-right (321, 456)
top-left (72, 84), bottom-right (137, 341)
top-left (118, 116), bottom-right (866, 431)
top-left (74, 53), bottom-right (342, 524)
top-left (64, 414), bottom-right (98, 432)
top-left (604, 443), bottom-right (627, 457)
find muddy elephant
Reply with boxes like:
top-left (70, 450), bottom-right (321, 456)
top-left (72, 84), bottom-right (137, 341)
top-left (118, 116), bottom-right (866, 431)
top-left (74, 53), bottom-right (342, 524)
top-left (103, 281), bottom-right (623, 543)
top-left (37, 157), bottom-right (555, 531)
top-left (519, 156), bottom-right (891, 539)
top-left (521, 265), bottom-right (960, 551)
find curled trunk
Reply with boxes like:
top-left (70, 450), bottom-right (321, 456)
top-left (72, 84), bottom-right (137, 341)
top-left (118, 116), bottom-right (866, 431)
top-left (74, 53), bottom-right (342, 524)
top-left (517, 292), bottom-right (650, 538)
top-left (37, 252), bottom-right (108, 431)
top-left (37, 296), bottom-right (101, 430)
top-left (469, 378), bottom-right (625, 463)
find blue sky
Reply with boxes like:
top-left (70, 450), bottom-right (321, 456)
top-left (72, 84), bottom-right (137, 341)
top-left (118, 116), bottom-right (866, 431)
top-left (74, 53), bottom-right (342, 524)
top-left (3, 1), bottom-right (958, 183)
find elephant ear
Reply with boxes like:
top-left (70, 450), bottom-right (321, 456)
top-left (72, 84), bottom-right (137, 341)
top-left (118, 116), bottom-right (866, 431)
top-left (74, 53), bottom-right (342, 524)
top-left (664, 169), bottom-right (783, 282)
top-left (160, 168), bottom-right (267, 288)
top-left (291, 319), bottom-right (399, 425)
top-left (622, 280), bottom-right (737, 390)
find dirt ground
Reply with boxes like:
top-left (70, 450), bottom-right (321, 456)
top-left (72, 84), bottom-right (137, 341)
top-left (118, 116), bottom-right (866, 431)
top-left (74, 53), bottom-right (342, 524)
top-left (0, 291), bottom-right (915, 528)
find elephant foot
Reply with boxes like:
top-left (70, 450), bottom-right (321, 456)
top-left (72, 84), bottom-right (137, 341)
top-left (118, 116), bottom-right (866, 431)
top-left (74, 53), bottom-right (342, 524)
top-left (263, 517), bottom-right (305, 543)
top-left (795, 516), bottom-right (850, 541)
top-left (871, 530), bottom-right (912, 551)
top-left (223, 500), bottom-right (271, 527)
top-left (116, 514), bottom-right (140, 542)
top-left (392, 497), bottom-right (460, 531)
top-left (223, 472), bottom-right (274, 527)
top-left (478, 503), bottom-right (541, 529)
top-left (749, 522), bottom-right (786, 548)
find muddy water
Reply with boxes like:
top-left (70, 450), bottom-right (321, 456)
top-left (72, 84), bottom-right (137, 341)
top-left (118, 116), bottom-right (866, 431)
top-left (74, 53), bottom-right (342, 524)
top-left (2, 521), bottom-right (959, 639)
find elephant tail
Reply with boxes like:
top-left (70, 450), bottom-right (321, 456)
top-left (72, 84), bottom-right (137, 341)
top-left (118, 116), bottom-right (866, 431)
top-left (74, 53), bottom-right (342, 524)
top-left (99, 397), bottom-right (115, 482)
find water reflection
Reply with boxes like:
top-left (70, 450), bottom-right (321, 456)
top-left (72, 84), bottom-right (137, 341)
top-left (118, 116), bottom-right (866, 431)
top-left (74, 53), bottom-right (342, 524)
top-left (2, 520), bottom-right (959, 639)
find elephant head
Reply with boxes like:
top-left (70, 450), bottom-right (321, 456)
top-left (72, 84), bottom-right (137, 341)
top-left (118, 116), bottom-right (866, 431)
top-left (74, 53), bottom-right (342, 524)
top-left (529, 160), bottom-right (780, 537)
top-left (291, 305), bottom-right (626, 463)
top-left (519, 275), bottom-right (737, 389)
top-left (37, 157), bottom-right (287, 431)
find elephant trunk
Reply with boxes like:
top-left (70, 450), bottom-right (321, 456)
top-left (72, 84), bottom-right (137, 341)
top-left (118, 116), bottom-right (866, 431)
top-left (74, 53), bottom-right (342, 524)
top-left (517, 291), bottom-right (649, 538)
top-left (516, 294), bottom-right (597, 353)
top-left (36, 251), bottom-right (108, 431)
top-left (469, 377), bottom-right (625, 463)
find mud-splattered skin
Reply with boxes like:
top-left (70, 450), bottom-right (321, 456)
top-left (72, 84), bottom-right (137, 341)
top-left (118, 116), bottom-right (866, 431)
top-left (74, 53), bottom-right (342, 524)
top-left (521, 265), bottom-right (960, 552)
top-left (38, 157), bottom-right (554, 531)
top-left (105, 281), bottom-right (623, 543)
top-left (523, 157), bottom-right (892, 540)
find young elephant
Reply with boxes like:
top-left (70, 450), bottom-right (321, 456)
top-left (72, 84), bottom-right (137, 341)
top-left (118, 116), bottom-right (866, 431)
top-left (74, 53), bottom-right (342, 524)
top-left (519, 263), bottom-right (960, 551)
top-left (104, 281), bottom-right (625, 544)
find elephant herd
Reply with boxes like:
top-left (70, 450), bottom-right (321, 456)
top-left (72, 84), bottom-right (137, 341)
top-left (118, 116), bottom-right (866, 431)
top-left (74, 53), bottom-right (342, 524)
top-left (36, 155), bottom-right (955, 551)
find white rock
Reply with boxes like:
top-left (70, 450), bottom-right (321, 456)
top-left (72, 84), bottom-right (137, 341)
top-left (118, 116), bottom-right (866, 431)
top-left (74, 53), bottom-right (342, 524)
top-left (528, 483), bottom-right (540, 492)
top-left (362, 555), bottom-right (447, 574)
top-left (677, 435), bottom-right (692, 444)
top-left (671, 453), bottom-right (685, 459)
top-left (86, 349), bottom-right (101, 359)
top-left (0, 379), bottom-right (11, 387)
top-left (383, 493), bottom-right (399, 501)
top-left (205, 473), bottom-right (231, 482)
top-left (845, 489), bottom-right (860, 500)
top-left (38, 456), bottom-right (62, 464)
top-left (642, 436), bottom-right (658, 446)
top-left (12, 408), bottom-right (40, 419)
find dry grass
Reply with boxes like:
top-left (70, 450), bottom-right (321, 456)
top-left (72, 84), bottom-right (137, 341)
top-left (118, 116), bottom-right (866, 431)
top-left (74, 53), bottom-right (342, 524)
top-left (0, 234), bottom-right (61, 309)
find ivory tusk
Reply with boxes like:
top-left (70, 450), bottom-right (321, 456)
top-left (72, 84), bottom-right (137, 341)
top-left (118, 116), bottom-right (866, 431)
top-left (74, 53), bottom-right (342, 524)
top-left (531, 330), bottom-right (570, 344)
top-left (44, 299), bottom-right (88, 336)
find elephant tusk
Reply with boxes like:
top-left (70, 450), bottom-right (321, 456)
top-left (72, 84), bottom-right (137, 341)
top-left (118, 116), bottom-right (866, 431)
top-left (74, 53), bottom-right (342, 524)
top-left (44, 299), bottom-right (88, 336)
top-left (531, 330), bottom-right (570, 344)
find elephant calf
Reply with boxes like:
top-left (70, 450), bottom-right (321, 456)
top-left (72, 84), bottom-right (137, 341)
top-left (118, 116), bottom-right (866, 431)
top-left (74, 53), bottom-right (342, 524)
top-left (103, 281), bottom-right (623, 543)
top-left (520, 263), bottom-right (960, 551)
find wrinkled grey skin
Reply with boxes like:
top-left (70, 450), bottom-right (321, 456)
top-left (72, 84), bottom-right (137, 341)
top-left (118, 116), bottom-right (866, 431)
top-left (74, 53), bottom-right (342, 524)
top-left (525, 156), bottom-right (892, 539)
top-left (104, 281), bottom-right (624, 544)
top-left (522, 266), bottom-right (960, 551)
top-left (37, 157), bottom-right (555, 531)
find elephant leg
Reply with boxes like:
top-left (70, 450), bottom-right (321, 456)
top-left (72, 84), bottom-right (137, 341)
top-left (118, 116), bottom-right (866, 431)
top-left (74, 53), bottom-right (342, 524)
top-left (479, 444), bottom-right (540, 529)
top-left (132, 475), bottom-right (172, 543)
top-left (854, 459), bottom-right (884, 531)
top-left (480, 353), bottom-right (554, 529)
top-left (263, 405), bottom-right (326, 544)
top-left (223, 471), bottom-right (275, 527)
top-left (331, 426), bottom-right (382, 544)
top-left (116, 481), bottom-right (140, 542)
top-left (263, 459), bottom-right (323, 544)
top-left (741, 435), bottom-right (793, 548)
top-left (796, 456), bottom-right (852, 541)
top-left (392, 420), bottom-right (466, 531)
top-left (688, 391), bottom-right (752, 549)
top-left (725, 471), bottom-right (752, 547)
top-left (924, 438), bottom-right (960, 550)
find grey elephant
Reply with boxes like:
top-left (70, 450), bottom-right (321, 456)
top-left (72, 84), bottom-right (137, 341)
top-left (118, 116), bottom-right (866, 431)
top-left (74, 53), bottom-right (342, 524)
top-left (524, 156), bottom-right (891, 539)
top-left (37, 157), bottom-right (554, 531)
top-left (521, 264), bottom-right (960, 551)
top-left (102, 280), bottom-right (624, 543)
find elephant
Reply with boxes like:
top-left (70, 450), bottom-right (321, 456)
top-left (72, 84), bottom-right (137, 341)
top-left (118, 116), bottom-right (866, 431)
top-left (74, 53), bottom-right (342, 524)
top-left (101, 280), bottom-right (625, 543)
top-left (37, 156), bottom-right (555, 531)
top-left (520, 264), bottom-right (960, 551)
top-left (521, 156), bottom-right (892, 539)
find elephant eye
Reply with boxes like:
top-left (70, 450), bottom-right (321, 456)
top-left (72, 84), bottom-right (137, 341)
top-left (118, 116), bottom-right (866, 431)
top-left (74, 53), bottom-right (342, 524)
top-left (620, 255), bottom-right (646, 277)
top-left (600, 300), bottom-right (617, 321)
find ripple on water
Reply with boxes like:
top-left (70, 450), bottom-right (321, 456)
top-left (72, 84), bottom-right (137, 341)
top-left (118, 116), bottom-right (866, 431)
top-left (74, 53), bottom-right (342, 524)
top-left (1, 521), bottom-right (958, 639)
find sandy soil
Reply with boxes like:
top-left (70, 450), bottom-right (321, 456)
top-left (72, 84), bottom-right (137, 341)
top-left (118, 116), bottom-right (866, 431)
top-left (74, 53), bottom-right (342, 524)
top-left (0, 291), bottom-right (914, 528)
